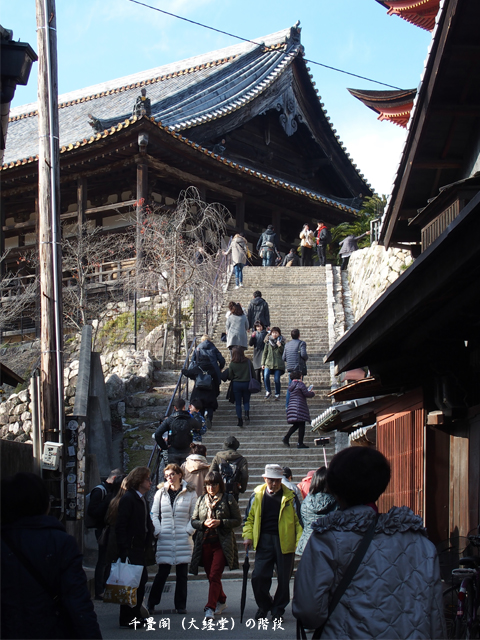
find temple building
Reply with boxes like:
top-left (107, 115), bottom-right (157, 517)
top-left (376, 0), bottom-right (441, 31)
top-left (1, 25), bottom-right (372, 274)
top-left (347, 88), bottom-right (416, 128)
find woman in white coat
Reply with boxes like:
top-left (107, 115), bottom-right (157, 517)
top-left (147, 463), bottom-right (197, 615)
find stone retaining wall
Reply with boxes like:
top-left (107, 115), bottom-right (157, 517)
top-left (347, 242), bottom-right (413, 321)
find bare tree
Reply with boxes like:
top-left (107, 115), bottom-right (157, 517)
top-left (136, 186), bottom-right (228, 313)
top-left (61, 225), bottom-right (134, 339)
top-left (0, 251), bottom-right (38, 334)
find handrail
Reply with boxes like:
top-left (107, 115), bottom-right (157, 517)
top-left (147, 335), bottom-right (198, 486)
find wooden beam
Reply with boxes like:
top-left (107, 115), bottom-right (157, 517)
top-left (144, 154), bottom-right (243, 199)
top-left (235, 198), bottom-right (245, 233)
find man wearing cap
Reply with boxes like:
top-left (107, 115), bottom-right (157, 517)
top-left (243, 464), bottom-right (303, 621)
top-left (209, 436), bottom-right (249, 502)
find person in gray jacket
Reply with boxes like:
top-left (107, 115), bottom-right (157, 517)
top-left (225, 303), bottom-right (248, 351)
top-left (338, 231), bottom-right (370, 270)
top-left (282, 329), bottom-right (308, 407)
top-left (293, 447), bottom-right (446, 639)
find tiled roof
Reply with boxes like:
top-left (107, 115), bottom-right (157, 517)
top-left (4, 28), bottom-right (297, 165)
top-left (3, 25), bottom-right (369, 192)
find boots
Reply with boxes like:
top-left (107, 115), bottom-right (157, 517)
top-left (237, 418), bottom-right (244, 427)
top-left (245, 412), bottom-right (250, 424)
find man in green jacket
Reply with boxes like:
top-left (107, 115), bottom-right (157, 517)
top-left (243, 464), bottom-right (303, 622)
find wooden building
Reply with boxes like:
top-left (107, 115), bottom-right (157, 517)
top-left (1, 26), bottom-right (372, 276)
top-left (347, 88), bottom-right (416, 129)
top-left (324, 0), bottom-right (480, 544)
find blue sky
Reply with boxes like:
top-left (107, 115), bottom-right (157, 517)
top-left (3, 0), bottom-right (432, 195)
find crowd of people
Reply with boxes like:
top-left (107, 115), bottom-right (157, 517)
top-left (1, 447), bottom-right (446, 638)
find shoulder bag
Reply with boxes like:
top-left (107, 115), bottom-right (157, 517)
top-left (196, 367), bottom-right (213, 390)
top-left (297, 515), bottom-right (378, 639)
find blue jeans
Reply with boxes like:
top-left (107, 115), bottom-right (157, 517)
top-left (232, 380), bottom-right (250, 420)
top-left (262, 250), bottom-right (275, 267)
top-left (285, 373), bottom-right (293, 407)
top-left (264, 368), bottom-right (281, 395)
top-left (234, 263), bottom-right (243, 286)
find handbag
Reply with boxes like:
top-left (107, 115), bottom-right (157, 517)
top-left (248, 360), bottom-right (261, 393)
top-left (226, 380), bottom-right (235, 404)
top-left (195, 367), bottom-right (213, 390)
top-left (297, 515), bottom-right (378, 639)
top-left (104, 558), bottom-right (144, 607)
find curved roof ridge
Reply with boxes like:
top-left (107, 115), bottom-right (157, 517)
top-left (9, 27), bottom-right (295, 120)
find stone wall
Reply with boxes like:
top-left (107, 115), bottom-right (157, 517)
top-left (0, 389), bottom-right (33, 443)
top-left (347, 242), bottom-right (413, 321)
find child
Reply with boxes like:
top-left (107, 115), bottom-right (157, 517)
top-left (189, 401), bottom-right (207, 442)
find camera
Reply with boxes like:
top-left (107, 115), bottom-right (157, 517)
top-left (314, 437), bottom-right (330, 446)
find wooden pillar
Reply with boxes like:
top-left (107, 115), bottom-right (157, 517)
top-left (236, 198), bottom-right (245, 233)
top-left (77, 177), bottom-right (87, 229)
top-left (136, 160), bottom-right (148, 284)
top-left (36, 0), bottom-right (64, 443)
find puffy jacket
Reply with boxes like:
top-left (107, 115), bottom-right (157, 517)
top-left (299, 227), bottom-right (315, 248)
top-left (190, 493), bottom-right (242, 574)
top-left (225, 235), bottom-right (248, 265)
top-left (286, 379), bottom-right (314, 424)
top-left (243, 484), bottom-right (302, 554)
top-left (1, 515), bottom-right (102, 639)
top-left (292, 505), bottom-right (447, 639)
top-left (209, 449), bottom-right (249, 496)
top-left (295, 491), bottom-right (337, 555)
top-left (154, 411), bottom-right (195, 451)
top-left (247, 297), bottom-right (270, 329)
top-left (226, 313), bottom-right (249, 349)
top-left (151, 480), bottom-right (197, 565)
top-left (282, 338), bottom-right (308, 372)
top-left (181, 455), bottom-right (210, 496)
top-left (262, 336), bottom-right (285, 371)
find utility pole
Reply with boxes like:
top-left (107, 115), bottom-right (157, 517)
top-left (36, 0), bottom-right (65, 515)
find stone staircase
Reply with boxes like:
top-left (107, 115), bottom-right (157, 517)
top-left (199, 265), bottom-right (336, 576)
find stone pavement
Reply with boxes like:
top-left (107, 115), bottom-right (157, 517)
top-left (93, 578), bottom-right (300, 640)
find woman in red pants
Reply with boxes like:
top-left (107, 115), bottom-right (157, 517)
top-left (189, 471), bottom-right (241, 621)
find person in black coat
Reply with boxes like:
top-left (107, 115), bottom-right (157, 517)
top-left (183, 336), bottom-right (225, 427)
top-left (115, 466), bottom-right (154, 628)
top-left (249, 321), bottom-right (267, 386)
top-left (154, 398), bottom-right (196, 465)
top-left (1, 472), bottom-right (102, 639)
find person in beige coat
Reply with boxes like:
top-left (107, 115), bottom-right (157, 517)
top-left (224, 234), bottom-right (248, 288)
top-left (181, 443), bottom-right (210, 496)
top-left (299, 224), bottom-right (315, 266)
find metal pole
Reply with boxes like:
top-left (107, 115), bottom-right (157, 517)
top-left (30, 371), bottom-right (42, 476)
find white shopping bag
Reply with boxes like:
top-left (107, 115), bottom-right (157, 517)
top-left (104, 558), bottom-right (144, 607)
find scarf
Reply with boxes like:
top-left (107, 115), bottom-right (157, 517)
top-left (205, 491), bottom-right (223, 519)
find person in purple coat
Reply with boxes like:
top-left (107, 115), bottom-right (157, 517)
top-left (282, 371), bottom-right (315, 449)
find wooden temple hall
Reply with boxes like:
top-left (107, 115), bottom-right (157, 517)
top-left (1, 25), bottom-right (372, 275)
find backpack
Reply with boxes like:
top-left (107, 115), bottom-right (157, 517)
top-left (85, 484), bottom-right (107, 528)
top-left (170, 417), bottom-right (193, 450)
top-left (219, 458), bottom-right (243, 494)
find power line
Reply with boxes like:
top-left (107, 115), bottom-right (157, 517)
top-left (127, 0), bottom-right (403, 90)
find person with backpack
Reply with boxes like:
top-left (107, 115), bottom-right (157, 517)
top-left (282, 328), bottom-right (308, 407)
top-left (209, 436), bottom-right (249, 503)
top-left (247, 290), bottom-right (270, 330)
top-left (86, 468), bottom-right (122, 601)
top-left (315, 221), bottom-right (332, 267)
top-left (256, 224), bottom-right (279, 267)
top-left (154, 398), bottom-right (197, 465)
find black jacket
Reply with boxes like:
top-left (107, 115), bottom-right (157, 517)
top-left (282, 251), bottom-right (300, 266)
top-left (192, 340), bottom-right (225, 387)
top-left (1, 515), bottom-right (102, 639)
top-left (247, 297), bottom-right (270, 329)
top-left (87, 481), bottom-right (112, 529)
top-left (256, 228), bottom-right (279, 251)
top-left (155, 410), bottom-right (195, 451)
top-left (115, 489), bottom-right (154, 566)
